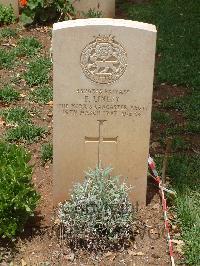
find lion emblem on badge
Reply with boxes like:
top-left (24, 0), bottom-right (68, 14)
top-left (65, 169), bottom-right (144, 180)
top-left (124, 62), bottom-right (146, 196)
top-left (80, 35), bottom-right (127, 84)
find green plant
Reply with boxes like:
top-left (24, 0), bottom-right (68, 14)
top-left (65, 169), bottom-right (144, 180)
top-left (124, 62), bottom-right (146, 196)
top-left (167, 155), bottom-right (200, 265)
top-left (152, 110), bottom-right (172, 124)
top-left (0, 141), bottom-right (40, 238)
top-left (0, 85), bottom-right (20, 103)
top-left (122, 0), bottom-right (200, 88)
top-left (0, 107), bottom-right (31, 126)
top-left (59, 166), bottom-right (134, 251)
top-left (163, 90), bottom-right (200, 122)
top-left (24, 57), bottom-right (52, 86)
top-left (0, 28), bottom-right (17, 39)
top-left (41, 143), bottom-right (53, 165)
top-left (0, 4), bottom-right (16, 25)
top-left (20, 0), bottom-right (77, 26)
top-left (16, 37), bottom-right (42, 57)
top-left (84, 8), bottom-right (103, 18)
top-left (29, 86), bottom-right (53, 104)
top-left (171, 136), bottom-right (187, 151)
top-left (0, 48), bottom-right (17, 69)
top-left (5, 124), bottom-right (47, 143)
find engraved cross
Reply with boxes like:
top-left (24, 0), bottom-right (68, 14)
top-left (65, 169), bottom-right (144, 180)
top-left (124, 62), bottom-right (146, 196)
top-left (85, 120), bottom-right (118, 167)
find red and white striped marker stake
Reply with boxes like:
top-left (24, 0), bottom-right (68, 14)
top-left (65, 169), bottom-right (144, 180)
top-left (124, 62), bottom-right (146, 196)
top-left (148, 155), bottom-right (175, 266)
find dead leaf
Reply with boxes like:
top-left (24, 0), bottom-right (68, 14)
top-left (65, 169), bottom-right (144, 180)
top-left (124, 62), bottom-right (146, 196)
top-left (151, 142), bottom-right (161, 150)
top-left (104, 252), bottom-right (113, 257)
top-left (128, 250), bottom-right (144, 256)
top-left (47, 101), bottom-right (53, 106)
top-left (54, 218), bottom-right (60, 225)
top-left (172, 239), bottom-right (184, 254)
top-left (133, 243), bottom-right (137, 250)
top-left (0, 117), bottom-right (5, 126)
top-left (152, 203), bottom-right (160, 210)
top-left (64, 253), bottom-right (75, 262)
top-left (20, 93), bottom-right (26, 98)
top-left (21, 259), bottom-right (27, 266)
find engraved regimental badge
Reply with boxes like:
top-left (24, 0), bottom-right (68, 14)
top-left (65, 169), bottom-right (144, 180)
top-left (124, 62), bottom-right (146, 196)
top-left (80, 35), bottom-right (127, 84)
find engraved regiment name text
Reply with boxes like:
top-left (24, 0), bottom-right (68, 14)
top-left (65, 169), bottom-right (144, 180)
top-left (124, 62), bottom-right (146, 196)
top-left (58, 88), bottom-right (148, 118)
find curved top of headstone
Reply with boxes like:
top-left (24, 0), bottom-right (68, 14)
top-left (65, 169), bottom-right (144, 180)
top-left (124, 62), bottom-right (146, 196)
top-left (53, 18), bottom-right (156, 33)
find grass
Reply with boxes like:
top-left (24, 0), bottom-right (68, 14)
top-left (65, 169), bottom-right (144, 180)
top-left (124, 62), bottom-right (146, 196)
top-left (0, 48), bottom-right (16, 69)
top-left (121, 1), bottom-right (200, 264)
top-left (5, 124), bottom-right (47, 143)
top-left (0, 28), bottom-right (18, 39)
top-left (163, 89), bottom-right (200, 122)
top-left (41, 143), bottom-right (53, 165)
top-left (122, 0), bottom-right (200, 88)
top-left (16, 37), bottom-right (42, 57)
top-left (29, 86), bottom-right (53, 104)
top-left (166, 123), bottom-right (200, 136)
top-left (0, 85), bottom-right (20, 103)
top-left (0, 107), bottom-right (31, 125)
top-left (164, 89), bottom-right (200, 135)
top-left (171, 136), bottom-right (188, 151)
top-left (167, 155), bottom-right (200, 265)
top-left (24, 57), bottom-right (52, 86)
top-left (152, 110), bottom-right (172, 124)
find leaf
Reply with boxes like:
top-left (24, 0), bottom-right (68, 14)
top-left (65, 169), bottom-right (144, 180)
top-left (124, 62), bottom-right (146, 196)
top-left (20, 11), bottom-right (34, 25)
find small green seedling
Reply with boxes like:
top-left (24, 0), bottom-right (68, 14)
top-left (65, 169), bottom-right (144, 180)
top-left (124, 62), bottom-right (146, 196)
top-left (0, 85), bottom-right (20, 103)
top-left (0, 107), bottom-right (31, 126)
top-left (5, 124), bottom-right (47, 143)
top-left (0, 48), bottom-right (16, 69)
top-left (0, 28), bottom-right (17, 39)
top-left (41, 143), bottom-right (53, 165)
top-left (16, 37), bottom-right (42, 57)
top-left (29, 86), bottom-right (53, 104)
top-left (24, 57), bottom-right (52, 86)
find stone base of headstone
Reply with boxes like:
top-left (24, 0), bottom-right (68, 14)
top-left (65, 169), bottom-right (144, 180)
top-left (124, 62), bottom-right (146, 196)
top-left (73, 0), bottom-right (115, 18)
top-left (0, 0), bottom-right (19, 17)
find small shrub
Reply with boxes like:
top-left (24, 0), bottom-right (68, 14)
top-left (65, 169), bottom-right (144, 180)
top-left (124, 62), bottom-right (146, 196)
top-left (0, 4), bottom-right (16, 25)
top-left (16, 37), bottom-right (42, 57)
top-left (0, 48), bottom-right (16, 69)
top-left (0, 107), bottom-right (31, 126)
top-left (5, 124), bottom-right (47, 143)
top-left (41, 143), bottom-right (53, 165)
top-left (0, 85), bottom-right (20, 103)
top-left (24, 57), bottom-right (52, 86)
top-left (20, 0), bottom-right (76, 26)
top-left (29, 86), bottom-right (53, 104)
top-left (0, 28), bottom-right (17, 39)
top-left (0, 141), bottom-right (40, 238)
top-left (59, 167), bottom-right (134, 251)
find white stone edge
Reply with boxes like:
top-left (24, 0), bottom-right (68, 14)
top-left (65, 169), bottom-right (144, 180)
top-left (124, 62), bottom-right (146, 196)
top-left (53, 18), bottom-right (156, 33)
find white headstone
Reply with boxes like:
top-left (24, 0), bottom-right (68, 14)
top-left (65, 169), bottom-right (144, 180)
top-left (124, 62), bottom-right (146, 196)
top-left (53, 19), bottom-right (157, 206)
top-left (73, 0), bottom-right (115, 18)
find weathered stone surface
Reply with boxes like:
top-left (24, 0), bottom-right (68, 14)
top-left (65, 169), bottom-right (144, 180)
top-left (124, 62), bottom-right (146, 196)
top-left (53, 19), bottom-right (157, 206)
top-left (0, 0), bottom-right (19, 17)
top-left (73, 0), bottom-right (115, 18)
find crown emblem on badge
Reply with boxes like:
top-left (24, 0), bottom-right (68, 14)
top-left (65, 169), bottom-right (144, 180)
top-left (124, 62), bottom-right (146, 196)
top-left (95, 34), bottom-right (115, 43)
